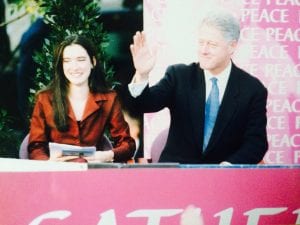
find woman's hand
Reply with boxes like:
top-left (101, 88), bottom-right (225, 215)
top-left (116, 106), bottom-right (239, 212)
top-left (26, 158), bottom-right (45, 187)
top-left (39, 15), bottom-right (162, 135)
top-left (84, 150), bottom-right (114, 163)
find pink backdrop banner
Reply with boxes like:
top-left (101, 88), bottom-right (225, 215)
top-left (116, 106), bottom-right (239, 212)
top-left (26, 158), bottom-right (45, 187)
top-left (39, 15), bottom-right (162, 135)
top-left (0, 167), bottom-right (299, 225)
top-left (143, 0), bottom-right (300, 164)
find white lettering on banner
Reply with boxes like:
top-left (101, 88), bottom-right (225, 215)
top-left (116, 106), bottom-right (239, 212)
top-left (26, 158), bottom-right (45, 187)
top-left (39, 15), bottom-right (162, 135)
top-left (244, 208), bottom-right (287, 225)
top-left (266, 81), bottom-right (288, 95)
top-left (267, 116), bottom-right (286, 130)
top-left (28, 208), bottom-right (300, 225)
top-left (267, 99), bottom-right (300, 113)
top-left (214, 208), bottom-right (233, 225)
top-left (249, 45), bottom-right (289, 59)
top-left (294, 151), bottom-right (300, 163)
top-left (264, 64), bottom-right (300, 78)
top-left (297, 81), bottom-right (300, 94)
top-left (264, 150), bottom-right (285, 163)
top-left (241, 9), bottom-right (288, 23)
top-left (268, 0), bottom-right (300, 5)
top-left (268, 134), bottom-right (300, 147)
top-left (266, 28), bottom-right (300, 42)
top-left (296, 116), bottom-right (300, 129)
top-left (240, 28), bottom-right (300, 42)
top-left (265, 150), bottom-right (300, 164)
top-left (240, 27), bottom-right (261, 41)
top-left (241, 0), bottom-right (260, 5)
top-left (127, 209), bottom-right (182, 225)
top-left (97, 209), bottom-right (117, 225)
top-left (285, 0), bottom-right (300, 5)
top-left (294, 208), bottom-right (300, 223)
top-left (247, 0), bottom-right (297, 6)
top-left (29, 210), bottom-right (71, 225)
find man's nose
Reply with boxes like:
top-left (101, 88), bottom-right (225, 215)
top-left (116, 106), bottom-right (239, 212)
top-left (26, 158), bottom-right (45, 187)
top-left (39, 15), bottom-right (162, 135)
top-left (200, 43), bottom-right (209, 53)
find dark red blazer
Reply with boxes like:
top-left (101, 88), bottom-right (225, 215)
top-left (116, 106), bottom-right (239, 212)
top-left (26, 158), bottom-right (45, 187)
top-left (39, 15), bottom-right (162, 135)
top-left (28, 90), bottom-right (135, 162)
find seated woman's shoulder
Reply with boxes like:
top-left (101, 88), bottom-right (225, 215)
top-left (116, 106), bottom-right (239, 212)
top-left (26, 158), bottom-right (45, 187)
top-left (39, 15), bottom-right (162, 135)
top-left (35, 89), bottom-right (53, 102)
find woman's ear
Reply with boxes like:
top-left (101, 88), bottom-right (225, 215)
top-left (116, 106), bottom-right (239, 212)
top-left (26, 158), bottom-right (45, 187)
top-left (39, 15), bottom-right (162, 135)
top-left (92, 57), bottom-right (97, 67)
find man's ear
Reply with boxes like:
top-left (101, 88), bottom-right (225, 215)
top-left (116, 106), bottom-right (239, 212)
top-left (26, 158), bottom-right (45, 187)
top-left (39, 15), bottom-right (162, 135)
top-left (229, 40), bottom-right (238, 55)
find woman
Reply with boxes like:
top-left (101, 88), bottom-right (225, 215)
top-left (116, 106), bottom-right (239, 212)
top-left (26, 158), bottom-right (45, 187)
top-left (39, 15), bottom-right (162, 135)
top-left (28, 35), bottom-right (135, 162)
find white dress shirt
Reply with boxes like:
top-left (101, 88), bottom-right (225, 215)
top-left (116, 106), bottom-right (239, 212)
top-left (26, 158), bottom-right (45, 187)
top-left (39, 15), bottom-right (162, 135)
top-left (128, 79), bottom-right (148, 98)
top-left (204, 62), bottom-right (231, 103)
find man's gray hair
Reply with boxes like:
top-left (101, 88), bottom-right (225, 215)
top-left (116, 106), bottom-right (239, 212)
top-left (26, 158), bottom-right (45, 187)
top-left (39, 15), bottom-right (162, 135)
top-left (200, 10), bottom-right (240, 42)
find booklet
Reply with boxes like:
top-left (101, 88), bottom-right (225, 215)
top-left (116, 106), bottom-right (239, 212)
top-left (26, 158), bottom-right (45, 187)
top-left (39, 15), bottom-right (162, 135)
top-left (49, 142), bottom-right (96, 157)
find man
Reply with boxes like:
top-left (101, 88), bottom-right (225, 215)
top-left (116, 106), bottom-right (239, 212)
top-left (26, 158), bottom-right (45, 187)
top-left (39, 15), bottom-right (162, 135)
top-left (128, 10), bottom-right (268, 164)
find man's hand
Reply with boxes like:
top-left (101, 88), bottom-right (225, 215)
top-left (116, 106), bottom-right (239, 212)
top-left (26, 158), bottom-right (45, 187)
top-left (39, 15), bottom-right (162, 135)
top-left (220, 161), bottom-right (232, 166)
top-left (130, 31), bottom-right (156, 82)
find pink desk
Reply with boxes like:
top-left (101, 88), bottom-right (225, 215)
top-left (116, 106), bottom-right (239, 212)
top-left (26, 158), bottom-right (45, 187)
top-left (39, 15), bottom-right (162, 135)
top-left (0, 164), bottom-right (299, 225)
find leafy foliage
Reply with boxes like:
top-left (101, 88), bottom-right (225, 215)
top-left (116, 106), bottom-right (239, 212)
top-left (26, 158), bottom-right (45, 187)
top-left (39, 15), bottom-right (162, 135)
top-left (0, 109), bottom-right (21, 157)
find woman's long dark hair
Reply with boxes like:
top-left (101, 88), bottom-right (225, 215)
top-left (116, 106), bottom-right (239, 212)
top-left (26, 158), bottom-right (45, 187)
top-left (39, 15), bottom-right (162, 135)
top-left (47, 35), bottom-right (109, 132)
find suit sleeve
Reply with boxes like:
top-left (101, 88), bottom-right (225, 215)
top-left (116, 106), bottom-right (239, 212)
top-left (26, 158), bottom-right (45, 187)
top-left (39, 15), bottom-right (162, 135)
top-left (132, 65), bottom-right (177, 113)
top-left (227, 85), bottom-right (268, 164)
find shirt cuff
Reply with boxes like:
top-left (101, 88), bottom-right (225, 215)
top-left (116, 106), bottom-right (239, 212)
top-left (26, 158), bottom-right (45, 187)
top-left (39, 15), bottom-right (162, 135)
top-left (128, 81), bottom-right (148, 98)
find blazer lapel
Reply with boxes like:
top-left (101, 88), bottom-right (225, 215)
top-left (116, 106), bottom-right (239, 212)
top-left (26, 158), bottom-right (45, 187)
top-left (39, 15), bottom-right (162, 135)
top-left (67, 93), bottom-right (107, 122)
top-left (205, 64), bottom-right (240, 152)
top-left (187, 64), bottom-right (206, 150)
top-left (81, 93), bottom-right (106, 121)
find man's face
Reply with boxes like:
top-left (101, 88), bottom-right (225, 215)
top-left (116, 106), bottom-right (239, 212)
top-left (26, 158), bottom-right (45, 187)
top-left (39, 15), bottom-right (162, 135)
top-left (197, 24), bottom-right (237, 75)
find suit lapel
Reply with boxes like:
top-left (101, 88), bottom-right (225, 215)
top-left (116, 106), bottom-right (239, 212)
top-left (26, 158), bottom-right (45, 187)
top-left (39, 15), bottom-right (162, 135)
top-left (187, 64), bottom-right (206, 150)
top-left (205, 64), bottom-right (240, 152)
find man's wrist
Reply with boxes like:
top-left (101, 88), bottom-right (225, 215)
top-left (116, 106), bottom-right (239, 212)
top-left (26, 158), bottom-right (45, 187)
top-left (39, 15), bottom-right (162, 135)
top-left (128, 78), bottom-right (148, 98)
top-left (134, 71), bottom-right (149, 83)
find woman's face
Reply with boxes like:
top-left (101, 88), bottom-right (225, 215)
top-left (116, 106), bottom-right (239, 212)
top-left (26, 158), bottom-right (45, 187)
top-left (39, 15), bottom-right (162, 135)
top-left (62, 44), bottom-right (94, 87)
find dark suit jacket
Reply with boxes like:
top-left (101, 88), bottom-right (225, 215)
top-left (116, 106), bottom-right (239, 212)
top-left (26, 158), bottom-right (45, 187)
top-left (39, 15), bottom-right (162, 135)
top-left (133, 62), bottom-right (268, 164)
top-left (28, 90), bottom-right (135, 162)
